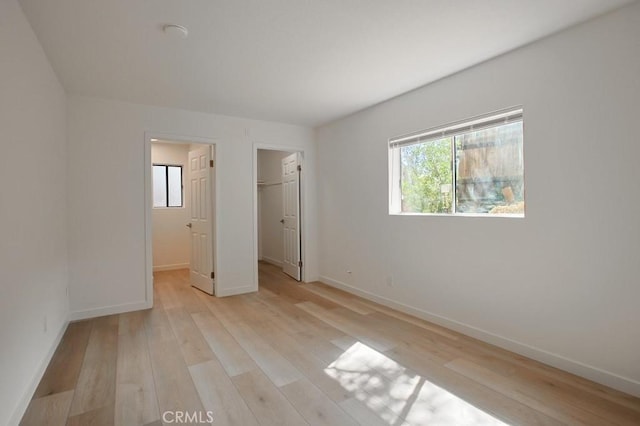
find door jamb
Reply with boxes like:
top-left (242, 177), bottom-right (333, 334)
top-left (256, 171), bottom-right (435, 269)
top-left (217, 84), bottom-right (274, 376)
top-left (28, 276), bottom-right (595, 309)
top-left (144, 132), bottom-right (219, 304)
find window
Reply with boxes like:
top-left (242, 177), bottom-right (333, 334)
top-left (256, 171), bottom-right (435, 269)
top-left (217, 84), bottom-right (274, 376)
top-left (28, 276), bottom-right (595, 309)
top-left (153, 165), bottom-right (183, 207)
top-left (389, 107), bottom-right (524, 216)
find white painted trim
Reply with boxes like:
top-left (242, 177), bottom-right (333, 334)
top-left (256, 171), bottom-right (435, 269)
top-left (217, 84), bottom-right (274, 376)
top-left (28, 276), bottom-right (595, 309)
top-left (144, 135), bottom-right (153, 308)
top-left (69, 300), bottom-right (152, 321)
top-left (261, 256), bottom-right (283, 268)
top-left (144, 132), bottom-right (220, 299)
top-left (153, 263), bottom-right (190, 272)
top-left (252, 143), bottom-right (308, 291)
top-left (216, 285), bottom-right (255, 297)
top-left (9, 319), bottom-right (69, 426)
top-left (319, 275), bottom-right (640, 398)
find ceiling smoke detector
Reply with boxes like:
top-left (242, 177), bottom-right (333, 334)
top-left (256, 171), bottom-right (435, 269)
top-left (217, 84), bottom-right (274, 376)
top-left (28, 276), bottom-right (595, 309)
top-left (162, 24), bottom-right (188, 39)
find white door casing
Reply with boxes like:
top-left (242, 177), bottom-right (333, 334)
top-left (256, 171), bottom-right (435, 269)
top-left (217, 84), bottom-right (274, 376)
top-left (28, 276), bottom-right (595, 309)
top-left (188, 146), bottom-right (215, 294)
top-left (282, 152), bottom-right (301, 280)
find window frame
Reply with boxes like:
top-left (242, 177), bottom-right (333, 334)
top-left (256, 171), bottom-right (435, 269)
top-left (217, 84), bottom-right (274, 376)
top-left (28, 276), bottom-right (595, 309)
top-left (152, 164), bottom-right (184, 208)
top-left (388, 107), bottom-right (525, 218)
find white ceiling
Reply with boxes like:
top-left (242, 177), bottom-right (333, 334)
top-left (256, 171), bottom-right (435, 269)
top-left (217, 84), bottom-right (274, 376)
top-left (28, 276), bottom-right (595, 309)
top-left (19, 0), bottom-right (634, 126)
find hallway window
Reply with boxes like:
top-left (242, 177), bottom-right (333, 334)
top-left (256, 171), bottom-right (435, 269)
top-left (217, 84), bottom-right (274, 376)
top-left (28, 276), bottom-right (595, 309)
top-left (153, 165), bottom-right (183, 207)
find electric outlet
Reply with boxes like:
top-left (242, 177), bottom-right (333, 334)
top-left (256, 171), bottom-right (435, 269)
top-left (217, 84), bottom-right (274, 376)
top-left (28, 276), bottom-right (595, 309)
top-left (386, 276), bottom-right (394, 287)
top-left (43, 315), bottom-right (48, 333)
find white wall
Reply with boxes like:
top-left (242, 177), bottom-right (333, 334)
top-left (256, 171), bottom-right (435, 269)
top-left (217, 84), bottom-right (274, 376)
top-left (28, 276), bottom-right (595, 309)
top-left (316, 3), bottom-right (640, 396)
top-left (67, 95), bottom-right (317, 316)
top-left (258, 150), bottom-right (290, 266)
top-left (0, 0), bottom-right (69, 424)
top-left (151, 143), bottom-right (190, 271)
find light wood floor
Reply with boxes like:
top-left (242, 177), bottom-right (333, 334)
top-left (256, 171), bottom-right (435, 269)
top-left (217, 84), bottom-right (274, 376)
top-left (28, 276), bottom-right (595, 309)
top-left (21, 262), bottom-right (640, 425)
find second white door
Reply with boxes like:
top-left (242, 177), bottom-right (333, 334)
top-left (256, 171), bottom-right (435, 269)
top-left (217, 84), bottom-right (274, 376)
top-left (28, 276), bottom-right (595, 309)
top-left (281, 152), bottom-right (301, 281)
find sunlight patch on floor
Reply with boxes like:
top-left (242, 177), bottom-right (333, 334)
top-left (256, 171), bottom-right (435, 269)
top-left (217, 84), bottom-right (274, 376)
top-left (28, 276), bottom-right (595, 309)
top-left (325, 342), bottom-right (509, 426)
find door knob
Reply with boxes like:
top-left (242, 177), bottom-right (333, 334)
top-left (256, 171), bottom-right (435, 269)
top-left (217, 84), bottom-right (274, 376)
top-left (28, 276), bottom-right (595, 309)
top-left (186, 223), bottom-right (192, 228)
top-left (280, 219), bottom-right (284, 224)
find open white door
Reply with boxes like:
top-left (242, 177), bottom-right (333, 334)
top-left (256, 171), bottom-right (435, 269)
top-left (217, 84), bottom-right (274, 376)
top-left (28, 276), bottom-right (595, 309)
top-left (282, 152), bottom-right (301, 281)
top-left (188, 146), bottom-right (215, 295)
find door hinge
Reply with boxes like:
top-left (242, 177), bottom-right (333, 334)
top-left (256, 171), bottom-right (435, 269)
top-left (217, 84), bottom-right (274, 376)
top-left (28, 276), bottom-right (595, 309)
top-left (210, 271), bottom-right (215, 279)
top-left (297, 165), bottom-right (301, 172)
top-left (298, 260), bottom-right (303, 268)
top-left (209, 160), bottom-right (214, 168)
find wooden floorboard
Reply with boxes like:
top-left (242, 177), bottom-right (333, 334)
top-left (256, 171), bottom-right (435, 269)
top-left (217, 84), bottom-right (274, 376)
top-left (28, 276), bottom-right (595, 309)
top-left (147, 335), bottom-right (205, 419)
top-left (231, 369), bottom-right (308, 426)
top-left (20, 262), bottom-right (640, 425)
top-left (20, 390), bottom-right (74, 426)
top-left (68, 315), bottom-right (118, 417)
top-left (115, 311), bottom-right (159, 426)
top-left (33, 321), bottom-right (92, 399)
top-left (191, 310), bottom-right (258, 377)
top-left (165, 307), bottom-right (215, 367)
top-left (188, 360), bottom-right (259, 426)
top-left (279, 378), bottom-right (359, 426)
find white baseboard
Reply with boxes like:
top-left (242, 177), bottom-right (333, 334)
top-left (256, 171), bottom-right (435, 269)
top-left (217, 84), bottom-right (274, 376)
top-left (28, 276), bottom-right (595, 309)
top-left (9, 318), bottom-right (69, 426)
top-left (69, 300), bottom-right (152, 321)
top-left (153, 263), bottom-right (189, 272)
top-left (261, 256), bottom-right (283, 268)
top-left (216, 285), bottom-right (256, 297)
top-left (319, 275), bottom-right (640, 398)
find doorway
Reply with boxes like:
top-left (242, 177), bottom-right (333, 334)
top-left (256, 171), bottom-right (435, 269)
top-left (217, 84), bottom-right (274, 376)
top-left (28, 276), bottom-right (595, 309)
top-left (145, 135), bottom-right (218, 300)
top-left (255, 147), bottom-right (304, 286)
